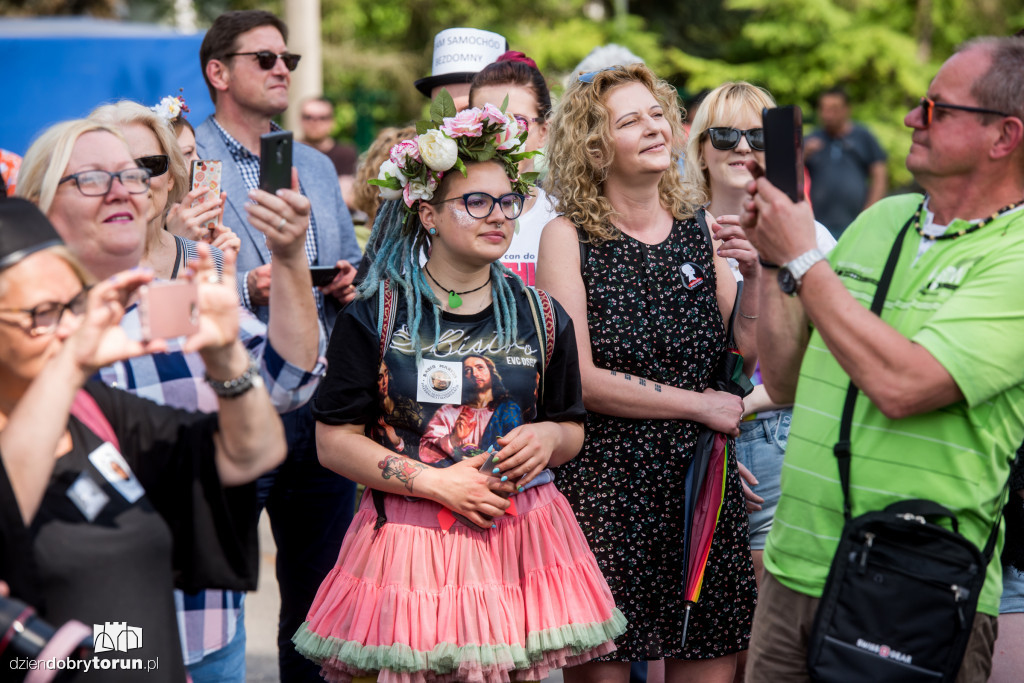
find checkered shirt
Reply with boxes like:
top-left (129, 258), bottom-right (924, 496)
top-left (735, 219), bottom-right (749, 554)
top-left (96, 303), bottom-right (325, 664)
top-left (210, 118), bottom-right (325, 320)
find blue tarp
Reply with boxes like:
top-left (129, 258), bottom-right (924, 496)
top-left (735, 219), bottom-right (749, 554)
top-left (1, 17), bottom-right (214, 156)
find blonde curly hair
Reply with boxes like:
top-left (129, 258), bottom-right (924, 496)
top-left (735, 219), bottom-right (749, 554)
top-left (682, 82), bottom-right (776, 209)
top-left (351, 125), bottom-right (418, 226)
top-left (546, 63), bottom-right (693, 244)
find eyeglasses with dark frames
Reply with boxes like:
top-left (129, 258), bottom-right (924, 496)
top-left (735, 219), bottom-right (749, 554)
top-left (511, 114), bottom-right (543, 134)
top-left (134, 154), bottom-right (169, 178)
top-left (706, 127), bottom-right (766, 152)
top-left (918, 96), bottom-right (1013, 127)
top-left (0, 287), bottom-right (91, 337)
top-left (433, 192), bottom-right (527, 220)
top-left (58, 168), bottom-right (152, 197)
top-left (225, 51), bottom-right (301, 71)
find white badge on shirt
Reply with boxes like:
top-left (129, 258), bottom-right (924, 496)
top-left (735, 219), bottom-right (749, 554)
top-left (67, 472), bottom-right (110, 522)
top-left (416, 359), bottom-right (464, 404)
top-left (88, 442), bottom-right (145, 504)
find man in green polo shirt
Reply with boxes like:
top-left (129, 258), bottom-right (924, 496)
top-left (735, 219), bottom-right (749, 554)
top-left (739, 36), bottom-right (1024, 682)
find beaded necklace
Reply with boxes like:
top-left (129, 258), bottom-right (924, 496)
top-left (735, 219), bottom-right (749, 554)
top-left (915, 195), bottom-right (1024, 240)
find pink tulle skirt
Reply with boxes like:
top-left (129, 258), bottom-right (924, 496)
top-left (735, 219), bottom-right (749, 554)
top-left (293, 483), bottom-right (626, 683)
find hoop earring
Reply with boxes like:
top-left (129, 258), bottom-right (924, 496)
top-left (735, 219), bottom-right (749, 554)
top-left (428, 227), bottom-right (437, 235)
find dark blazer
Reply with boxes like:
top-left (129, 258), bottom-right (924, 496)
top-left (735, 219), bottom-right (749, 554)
top-left (195, 116), bottom-right (362, 333)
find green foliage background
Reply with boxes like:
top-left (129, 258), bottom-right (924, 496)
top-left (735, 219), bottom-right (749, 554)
top-left (14, 0), bottom-right (1024, 188)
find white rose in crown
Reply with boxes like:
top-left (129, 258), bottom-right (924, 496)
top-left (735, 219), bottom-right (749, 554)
top-left (417, 129), bottom-right (459, 172)
top-left (375, 160), bottom-right (405, 200)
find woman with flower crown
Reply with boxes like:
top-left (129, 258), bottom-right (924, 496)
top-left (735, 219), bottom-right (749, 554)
top-left (291, 93), bottom-right (625, 683)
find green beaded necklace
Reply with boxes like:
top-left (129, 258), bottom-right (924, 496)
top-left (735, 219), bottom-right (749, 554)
top-left (423, 265), bottom-right (491, 309)
top-left (915, 195), bottom-right (1024, 240)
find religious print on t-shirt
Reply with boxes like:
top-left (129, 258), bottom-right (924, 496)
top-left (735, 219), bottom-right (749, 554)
top-left (373, 317), bottom-right (542, 475)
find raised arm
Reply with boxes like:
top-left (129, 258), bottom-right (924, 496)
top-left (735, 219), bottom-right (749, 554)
top-left (535, 217), bottom-right (742, 435)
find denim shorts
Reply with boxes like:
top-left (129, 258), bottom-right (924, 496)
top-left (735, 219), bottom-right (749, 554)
top-left (1001, 563), bottom-right (1024, 614)
top-left (735, 410), bottom-right (791, 550)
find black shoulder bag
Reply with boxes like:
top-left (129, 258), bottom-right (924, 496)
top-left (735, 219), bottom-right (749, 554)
top-left (807, 214), bottom-right (1005, 682)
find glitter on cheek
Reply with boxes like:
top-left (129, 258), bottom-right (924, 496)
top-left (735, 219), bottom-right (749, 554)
top-left (446, 204), bottom-right (480, 228)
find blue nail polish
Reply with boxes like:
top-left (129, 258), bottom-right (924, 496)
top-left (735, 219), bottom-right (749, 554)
top-left (492, 467), bottom-right (500, 474)
top-left (517, 486), bottom-right (524, 492)
top-left (501, 475), bottom-right (508, 482)
top-left (491, 523), bottom-right (497, 529)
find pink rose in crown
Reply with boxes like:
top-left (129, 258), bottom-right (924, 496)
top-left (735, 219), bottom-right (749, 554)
top-left (494, 117), bottom-right (524, 151)
top-left (442, 109), bottom-right (484, 138)
top-left (479, 103), bottom-right (508, 126)
top-left (390, 139), bottom-right (421, 169)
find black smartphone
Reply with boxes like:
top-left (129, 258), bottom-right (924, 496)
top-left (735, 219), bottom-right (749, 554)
top-left (309, 265), bottom-right (340, 287)
top-left (259, 131), bottom-right (293, 193)
top-left (762, 105), bottom-right (805, 202)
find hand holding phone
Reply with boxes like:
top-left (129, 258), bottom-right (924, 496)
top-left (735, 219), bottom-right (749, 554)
top-left (138, 280), bottom-right (200, 342)
top-left (762, 105), bottom-right (805, 202)
top-left (309, 265), bottom-right (341, 288)
top-left (189, 160), bottom-right (223, 237)
top-left (260, 131), bottom-right (293, 194)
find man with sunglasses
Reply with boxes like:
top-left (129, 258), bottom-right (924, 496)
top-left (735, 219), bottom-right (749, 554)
top-left (740, 37), bottom-right (1024, 682)
top-left (194, 9), bottom-right (363, 683)
top-left (804, 87), bottom-right (888, 239)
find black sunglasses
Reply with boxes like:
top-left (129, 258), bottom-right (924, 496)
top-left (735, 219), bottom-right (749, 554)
top-left (226, 50), bottom-right (301, 71)
top-left (918, 96), bottom-right (1012, 127)
top-left (135, 154), bottom-right (169, 178)
top-left (706, 127), bottom-right (766, 152)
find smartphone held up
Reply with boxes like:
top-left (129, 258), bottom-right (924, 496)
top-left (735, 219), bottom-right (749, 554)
top-left (189, 159), bottom-right (222, 238)
top-left (260, 131), bottom-right (293, 193)
top-left (762, 105), bottom-right (806, 203)
top-left (138, 280), bottom-right (200, 342)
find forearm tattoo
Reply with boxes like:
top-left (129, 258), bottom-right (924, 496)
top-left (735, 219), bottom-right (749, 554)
top-left (378, 454), bottom-right (424, 492)
top-left (609, 370), bottom-right (663, 392)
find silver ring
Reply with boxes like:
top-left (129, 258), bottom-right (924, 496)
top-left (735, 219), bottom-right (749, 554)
top-left (277, 217), bottom-right (287, 231)
top-left (206, 274), bottom-right (220, 285)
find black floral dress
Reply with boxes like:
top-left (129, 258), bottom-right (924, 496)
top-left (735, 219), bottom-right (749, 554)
top-left (556, 217), bottom-right (756, 661)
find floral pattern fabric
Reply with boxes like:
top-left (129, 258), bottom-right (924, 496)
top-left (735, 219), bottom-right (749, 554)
top-left (556, 217), bottom-right (756, 661)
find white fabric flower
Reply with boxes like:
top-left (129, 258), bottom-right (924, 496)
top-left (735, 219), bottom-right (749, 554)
top-left (417, 129), bottom-right (459, 172)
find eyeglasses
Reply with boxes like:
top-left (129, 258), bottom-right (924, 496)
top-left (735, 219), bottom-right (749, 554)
top-left (434, 192), bottom-right (526, 220)
top-left (134, 154), bottom-right (169, 178)
top-left (918, 96), bottom-right (1013, 127)
top-left (578, 66), bottom-right (621, 83)
top-left (58, 168), bottom-right (151, 197)
top-left (0, 287), bottom-right (90, 337)
top-left (301, 114), bottom-right (333, 122)
top-left (511, 114), bottom-right (542, 133)
top-left (706, 127), bottom-right (766, 152)
top-left (225, 51), bottom-right (301, 71)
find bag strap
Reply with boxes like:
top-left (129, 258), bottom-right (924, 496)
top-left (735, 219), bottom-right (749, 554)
top-left (575, 225), bottom-right (589, 275)
top-left (695, 208), bottom-right (714, 248)
top-left (371, 280), bottom-right (397, 531)
top-left (834, 211), bottom-right (915, 519)
top-left (524, 286), bottom-right (555, 404)
top-left (170, 235), bottom-right (184, 280)
top-left (70, 389), bottom-right (121, 452)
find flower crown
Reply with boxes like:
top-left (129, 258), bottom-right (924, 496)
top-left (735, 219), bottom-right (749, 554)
top-left (369, 90), bottom-right (539, 211)
top-left (152, 92), bottom-right (189, 123)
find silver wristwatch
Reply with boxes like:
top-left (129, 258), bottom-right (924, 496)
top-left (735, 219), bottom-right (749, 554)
top-left (778, 248), bottom-right (826, 296)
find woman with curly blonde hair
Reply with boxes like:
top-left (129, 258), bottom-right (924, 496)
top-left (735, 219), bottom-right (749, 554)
top-left (537, 64), bottom-right (757, 683)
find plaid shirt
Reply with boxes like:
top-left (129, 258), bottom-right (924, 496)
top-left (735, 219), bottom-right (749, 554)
top-left (210, 118), bottom-right (325, 320)
top-left (97, 303), bottom-right (326, 664)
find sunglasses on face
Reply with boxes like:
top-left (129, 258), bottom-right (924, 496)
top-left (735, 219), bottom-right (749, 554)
top-left (225, 50), bottom-right (301, 71)
top-left (706, 127), bottom-right (766, 152)
top-left (58, 168), bottom-right (151, 197)
top-left (135, 154), bottom-right (169, 178)
top-left (0, 287), bottom-right (90, 337)
top-left (917, 96), bottom-right (1012, 128)
top-left (434, 192), bottom-right (526, 220)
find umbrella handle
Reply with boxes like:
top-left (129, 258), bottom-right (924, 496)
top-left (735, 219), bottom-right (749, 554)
top-left (681, 603), bottom-right (692, 648)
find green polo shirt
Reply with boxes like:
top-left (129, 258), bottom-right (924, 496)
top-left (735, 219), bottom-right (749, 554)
top-left (764, 193), bottom-right (1024, 616)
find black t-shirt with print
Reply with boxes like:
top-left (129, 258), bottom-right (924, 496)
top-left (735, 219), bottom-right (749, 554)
top-left (313, 280), bottom-right (584, 479)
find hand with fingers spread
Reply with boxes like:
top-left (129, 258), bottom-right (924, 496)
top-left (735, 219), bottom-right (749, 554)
top-left (166, 188), bottom-right (226, 242)
top-left (181, 243), bottom-right (241, 357)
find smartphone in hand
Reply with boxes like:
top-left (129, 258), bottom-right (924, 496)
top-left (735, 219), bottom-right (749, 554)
top-left (189, 160), bottom-right (222, 237)
top-left (138, 280), bottom-right (199, 342)
top-left (762, 105), bottom-right (805, 202)
top-left (259, 131), bottom-right (293, 193)
top-left (309, 265), bottom-right (341, 287)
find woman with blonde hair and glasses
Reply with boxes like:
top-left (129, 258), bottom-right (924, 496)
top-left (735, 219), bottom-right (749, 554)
top-left (89, 100), bottom-right (239, 278)
top-left (537, 64), bottom-right (757, 683)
